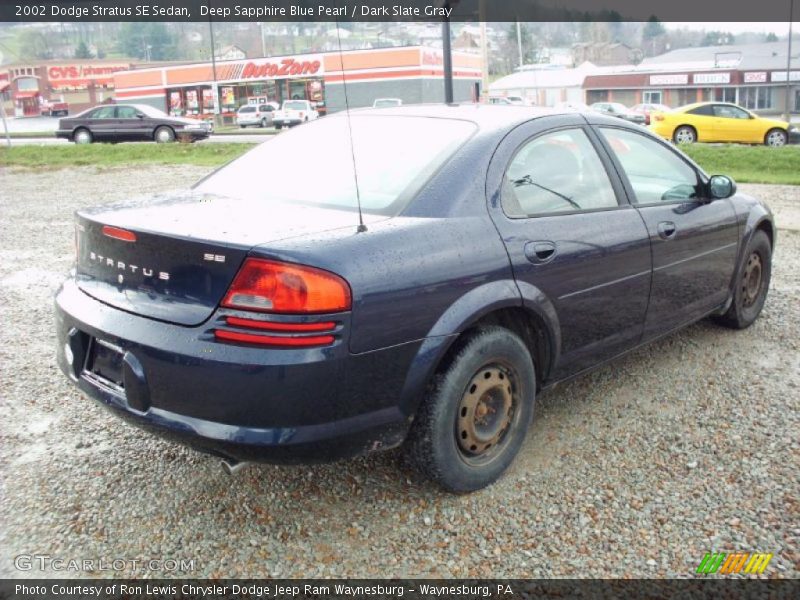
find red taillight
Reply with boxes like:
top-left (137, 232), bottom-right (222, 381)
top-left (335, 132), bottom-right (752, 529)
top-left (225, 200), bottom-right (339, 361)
top-left (221, 258), bottom-right (351, 314)
top-left (102, 225), bottom-right (137, 242)
top-left (214, 329), bottom-right (334, 347)
top-left (225, 316), bottom-right (336, 332)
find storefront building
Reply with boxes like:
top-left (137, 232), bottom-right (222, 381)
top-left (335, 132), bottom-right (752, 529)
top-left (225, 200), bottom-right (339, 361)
top-left (583, 43), bottom-right (799, 116)
top-left (0, 60), bottom-right (133, 117)
top-left (113, 46), bottom-right (482, 121)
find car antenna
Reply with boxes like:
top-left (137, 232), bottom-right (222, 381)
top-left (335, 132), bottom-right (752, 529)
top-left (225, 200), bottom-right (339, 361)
top-left (334, 12), bottom-right (367, 233)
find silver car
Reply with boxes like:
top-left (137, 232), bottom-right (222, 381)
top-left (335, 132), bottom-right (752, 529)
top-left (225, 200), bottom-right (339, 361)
top-left (236, 103), bottom-right (278, 128)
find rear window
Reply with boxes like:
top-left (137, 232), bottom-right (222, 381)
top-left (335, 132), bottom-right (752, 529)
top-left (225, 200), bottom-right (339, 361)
top-left (195, 115), bottom-right (476, 216)
top-left (283, 101), bottom-right (308, 110)
top-left (686, 105), bottom-right (713, 116)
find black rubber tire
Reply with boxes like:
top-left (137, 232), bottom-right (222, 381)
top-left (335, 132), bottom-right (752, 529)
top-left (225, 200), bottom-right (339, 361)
top-left (764, 128), bottom-right (787, 147)
top-left (261, 118), bottom-right (268, 128)
top-left (405, 326), bottom-right (536, 493)
top-left (73, 128), bottom-right (92, 144)
top-left (713, 230), bottom-right (771, 329)
top-left (275, 124), bottom-right (282, 130)
top-left (673, 125), bottom-right (697, 144)
top-left (154, 126), bottom-right (175, 143)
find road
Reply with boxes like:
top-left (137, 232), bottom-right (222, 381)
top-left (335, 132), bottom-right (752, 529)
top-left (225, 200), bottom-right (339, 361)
top-left (2, 134), bottom-right (270, 146)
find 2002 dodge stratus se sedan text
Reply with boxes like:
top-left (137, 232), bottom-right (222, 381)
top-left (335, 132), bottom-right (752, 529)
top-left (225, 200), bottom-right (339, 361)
top-left (55, 105), bottom-right (774, 492)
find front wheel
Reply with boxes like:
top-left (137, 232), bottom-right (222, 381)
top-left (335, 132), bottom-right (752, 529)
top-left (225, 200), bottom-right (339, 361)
top-left (673, 125), bottom-right (697, 144)
top-left (713, 230), bottom-right (772, 329)
top-left (405, 326), bottom-right (536, 493)
top-left (73, 128), bottom-right (92, 144)
top-left (765, 128), bottom-right (787, 147)
top-left (154, 126), bottom-right (175, 143)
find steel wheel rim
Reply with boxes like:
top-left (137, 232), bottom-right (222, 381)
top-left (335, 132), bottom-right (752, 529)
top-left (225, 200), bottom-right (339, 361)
top-left (767, 131), bottom-right (785, 147)
top-left (676, 128), bottom-right (694, 144)
top-left (742, 252), bottom-right (763, 307)
top-left (455, 363), bottom-right (518, 465)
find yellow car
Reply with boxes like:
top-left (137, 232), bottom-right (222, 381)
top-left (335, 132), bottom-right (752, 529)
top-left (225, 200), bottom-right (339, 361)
top-left (649, 102), bottom-right (797, 146)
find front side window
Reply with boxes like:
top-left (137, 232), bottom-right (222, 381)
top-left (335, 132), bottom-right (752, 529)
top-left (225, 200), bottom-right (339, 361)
top-left (713, 104), bottom-right (750, 119)
top-left (600, 127), bottom-right (699, 204)
top-left (116, 106), bottom-right (138, 119)
top-left (502, 128), bottom-right (618, 217)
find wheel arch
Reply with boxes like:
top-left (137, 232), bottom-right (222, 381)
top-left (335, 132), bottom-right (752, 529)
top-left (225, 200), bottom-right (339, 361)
top-left (673, 123), bottom-right (697, 142)
top-left (397, 279), bottom-right (560, 417)
top-left (153, 124), bottom-right (175, 140)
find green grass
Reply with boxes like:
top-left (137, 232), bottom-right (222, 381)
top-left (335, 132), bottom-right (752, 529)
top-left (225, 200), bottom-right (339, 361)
top-left (681, 144), bottom-right (800, 185)
top-left (0, 143), bottom-right (254, 169)
top-left (3, 131), bottom-right (57, 139)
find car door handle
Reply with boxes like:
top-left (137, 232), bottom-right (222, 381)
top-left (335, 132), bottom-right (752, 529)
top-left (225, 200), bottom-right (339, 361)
top-left (657, 221), bottom-right (677, 240)
top-left (524, 241), bottom-right (557, 264)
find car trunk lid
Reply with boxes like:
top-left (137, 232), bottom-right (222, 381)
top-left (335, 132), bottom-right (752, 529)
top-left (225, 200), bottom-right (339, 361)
top-left (74, 190), bottom-right (360, 326)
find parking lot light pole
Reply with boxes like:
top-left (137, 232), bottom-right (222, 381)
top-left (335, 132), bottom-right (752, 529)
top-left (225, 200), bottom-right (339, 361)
top-left (0, 99), bottom-right (10, 147)
top-left (785, 0), bottom-right (795, 122)
top-left (209, 17), bottom-right (222, 129)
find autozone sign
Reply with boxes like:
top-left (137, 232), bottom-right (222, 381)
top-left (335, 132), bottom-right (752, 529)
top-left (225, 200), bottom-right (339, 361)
top-left (241, 58), bottom-right (321, 79)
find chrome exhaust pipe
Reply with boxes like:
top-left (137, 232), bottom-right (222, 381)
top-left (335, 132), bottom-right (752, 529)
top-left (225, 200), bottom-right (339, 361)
top-left (220, 458), bottom-right (250, 476)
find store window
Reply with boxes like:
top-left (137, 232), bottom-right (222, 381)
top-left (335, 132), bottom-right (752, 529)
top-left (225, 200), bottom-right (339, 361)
top-left (738, 87), bottom-right (773, 110)
top-left (643, 90), bottom-right (662, 104)
top-left (795, 89), bottom-right (800, 111)
top-left (715, 88), bottom-right (736, 103)
top-left (288, 80), bottom-right (307, 100)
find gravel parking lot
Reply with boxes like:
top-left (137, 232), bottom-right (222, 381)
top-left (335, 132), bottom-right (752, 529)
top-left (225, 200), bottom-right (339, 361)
top-left (0, 166), bottom-right (798, 579)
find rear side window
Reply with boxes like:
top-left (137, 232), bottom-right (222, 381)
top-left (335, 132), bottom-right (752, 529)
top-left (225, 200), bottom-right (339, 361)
top-left (687, 105), bottom-right (713, 116)
top-left (600, 128), bottom-right (699, 204)
top-left (91, 107), bottom-right (116, 119)
top-left (238, 106), bottom-right (256, 113)
top-left (502, 128), bottom-right (619, 217)
top-left (259, 105), bottom-right (273, 112)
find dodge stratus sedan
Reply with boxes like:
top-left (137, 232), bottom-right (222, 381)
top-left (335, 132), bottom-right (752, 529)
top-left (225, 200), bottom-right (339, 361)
top-left (55, 105), bottom-right (774, 492)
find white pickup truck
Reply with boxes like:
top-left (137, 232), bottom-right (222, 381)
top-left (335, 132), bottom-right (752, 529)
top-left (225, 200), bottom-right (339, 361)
top-left (273, 100), bottom-right (319, 129)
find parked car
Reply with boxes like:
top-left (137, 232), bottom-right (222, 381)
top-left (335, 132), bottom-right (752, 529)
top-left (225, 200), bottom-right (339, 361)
top-left (373, 98), bottom-right (403, 108)
top-left (236, 103), bottom-right (278, 128)
top-left (56, 104), bottom-right (212, 144)
top-left (649, 101), bottom-right (798, 146)
top-left (553, 101), bottom-right (590, 112)
top-left (273, 100), bottom-right (319, 129)
top-left (41, 99), bottom-right (69, 117)
top-left (630, 102), bottom-right (671, 125)
top-left (591, 102), bottom-right (646, 125)
top-left (55, 106), bottom-right (774, 492)
top-left (488, 96), bottom-right (514, 105)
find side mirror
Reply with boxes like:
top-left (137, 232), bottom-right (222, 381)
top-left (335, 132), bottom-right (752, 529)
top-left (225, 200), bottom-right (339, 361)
top-left (708, 174), bottom-right (736, 199)
top-left (136, 113), bottom-right (145, 119)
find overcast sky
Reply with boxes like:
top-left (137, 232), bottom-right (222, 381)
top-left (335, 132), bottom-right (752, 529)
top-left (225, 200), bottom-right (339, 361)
top-left (665, 22), bottom-right (799, 35)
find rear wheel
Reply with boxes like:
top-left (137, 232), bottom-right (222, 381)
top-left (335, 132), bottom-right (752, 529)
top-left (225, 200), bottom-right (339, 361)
top-left (673, 125), bottom-right (697, 144)
top-left (154, 126), bottom-right (175, 143)
top-left (275, 124), bottom-right (282, 130)
top-left (765, 128), bottom-right (787, 147)
top-left (713, 230), bottom-right (771, 329)
top-left (73, 128), bottom-right (92, 144)
top-left (260, 118), bottom-right (268, 128)
top-left (405, 326), bottom-right (536, 493)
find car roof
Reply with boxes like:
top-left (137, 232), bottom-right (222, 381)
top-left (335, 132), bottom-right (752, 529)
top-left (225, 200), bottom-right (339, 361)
top-left (343, 103), bottom-right (576, 132)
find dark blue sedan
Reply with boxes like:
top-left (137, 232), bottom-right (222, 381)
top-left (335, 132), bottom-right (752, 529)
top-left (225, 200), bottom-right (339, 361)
top-left (55, 105), bottom-right (774, 492)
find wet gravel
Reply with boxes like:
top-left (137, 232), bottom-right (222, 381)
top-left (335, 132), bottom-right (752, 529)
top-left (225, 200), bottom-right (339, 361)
top-left (0, 167), bottom-right (798, 579)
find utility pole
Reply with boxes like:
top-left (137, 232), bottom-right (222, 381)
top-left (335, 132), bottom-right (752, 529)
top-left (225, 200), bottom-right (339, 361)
top-left (516, 21), bottom-right (524, 69)
top-left (208, 17), bottom-right (221, 128)
top-left (260, 22), bottom-right (267, 57)
top-left (785, 0), bottom-right (795, 122)
top-left (442, 12), bottom-right (453, 103)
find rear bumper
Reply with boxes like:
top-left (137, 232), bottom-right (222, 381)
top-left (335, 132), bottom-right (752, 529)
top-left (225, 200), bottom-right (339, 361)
top-left (789, 129), bottom-right (800, 145)
top-left (55, 278), bottom-right (418, 463)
